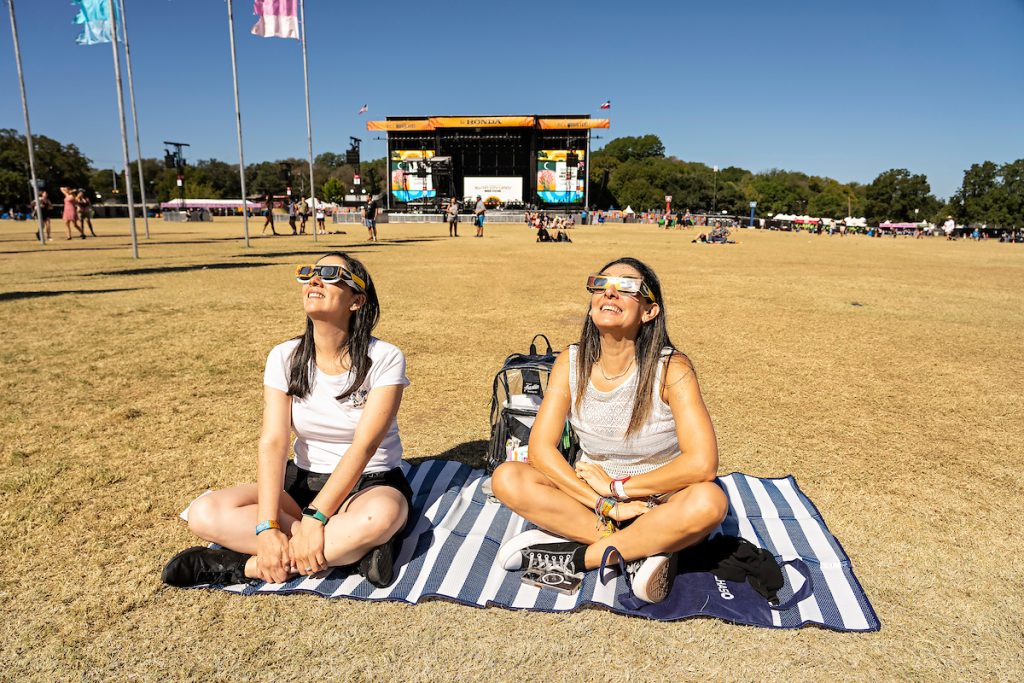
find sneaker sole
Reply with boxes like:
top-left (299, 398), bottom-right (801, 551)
top-left (633, 553), bottom-right (678, 604)
top-left (497, 529), bottom-right (571, 571)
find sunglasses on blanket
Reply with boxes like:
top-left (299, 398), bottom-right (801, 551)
top-left (586, 275), bottom-right (656, 303)
top-left (295, 264), bottom-right (366, 291)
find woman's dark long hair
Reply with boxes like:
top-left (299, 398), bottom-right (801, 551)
top-left (287, 252), bottom-right (380, 402)
top-left (574, 257), bottom-right (677, 437)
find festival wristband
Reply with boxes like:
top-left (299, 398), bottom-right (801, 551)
top-left (255, 519), bottom-right (280, 535)
top-left (594, 497), bottom-right (616, 518)
top-left (302, 507), bottom-right (329, 525)
top-left (609, 476), bottom-right (632, 500)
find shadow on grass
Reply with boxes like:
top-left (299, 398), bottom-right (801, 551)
top-left (0, 287), bottom-right (147, 302)
top-left (405, 440), bottom-right (489, 470)
top-left (86, 262), bottom-right (273, 277)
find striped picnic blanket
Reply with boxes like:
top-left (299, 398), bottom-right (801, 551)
top-left (194, 459), bottom-right (879, 632)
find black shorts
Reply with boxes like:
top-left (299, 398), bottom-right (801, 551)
top-left (283, 460), bottom-right (413, 513)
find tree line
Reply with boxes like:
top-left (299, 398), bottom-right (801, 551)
top-left (1, 129), bottom-right (1020, 228)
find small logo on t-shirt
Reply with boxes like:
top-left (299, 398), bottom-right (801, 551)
top-left (350, 388), bottom-right (369, 408)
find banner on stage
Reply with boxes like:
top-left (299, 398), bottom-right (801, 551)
top-left (428, 116), bottom-right (535, 128)
top-left (367, 120), bottom-right (436, 131)
top-left (252, 0), bottom-right (299, 39)
top-left (537, 150), bottom-right (585, 203)
top-left (391, 150), bottom-right (436, 202)
top-left (464, 177), bottom-right (523, 205)
top-left (537, 118), bottom-right (610, 130)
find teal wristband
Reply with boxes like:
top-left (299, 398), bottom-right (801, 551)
top-left (302, 507), bottom-right (328, 525)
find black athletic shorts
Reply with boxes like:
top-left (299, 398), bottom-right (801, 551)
top-left (283, 460), bottom-right (413, 513)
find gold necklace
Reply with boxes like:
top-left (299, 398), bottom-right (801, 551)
top-left (598, 357), bottom-right (634, 381)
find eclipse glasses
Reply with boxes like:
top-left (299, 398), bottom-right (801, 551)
top-left (295, 264), bottom-right (366, 292)
top-left (586, 274), bottom-right (656, 303)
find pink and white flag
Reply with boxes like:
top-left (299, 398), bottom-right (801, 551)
top-left (252, 0), bottom-right (299, 39)
top-left (358, 104), bottom-right (368, 114)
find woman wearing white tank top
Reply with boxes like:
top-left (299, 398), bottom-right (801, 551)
top-left (493, 257), bottom-right (727, 604)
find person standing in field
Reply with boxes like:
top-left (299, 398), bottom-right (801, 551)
top-left (447, 197), bottom-right (459, 237)
top-left (287, 198), bottom-right (298, 235)
top-left (262, 194), bottom-right (278, 236)
top-left (76, 190), bottom-right (96, 237)
top-left (474, 195), bottom-right (486, 237)
top-left (32, 191), bottom-right (52, 241)
top-left (61, 186), bottom-right (83, 240)
top-left (298, 196), bottom-right (309, 234)
top-left (363, 195), bottom-right (379, 242)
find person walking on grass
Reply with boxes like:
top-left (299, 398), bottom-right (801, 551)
top-left (298, 196), bottom-right (309, 234)
top-left (60, 186), bottom-right (83, 240)
top-left (474, 195), bottom-right (485, 237)
top-left (262, 194), bottom-right (278, 236)
top-left (162, 252), bottom-right (413, 590)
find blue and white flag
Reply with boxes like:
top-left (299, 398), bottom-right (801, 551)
top-left (73, 0), bottom-right (120, 46)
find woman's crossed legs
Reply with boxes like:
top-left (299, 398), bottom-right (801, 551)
top-left (492, 461), bottom-right (727, 570)
top-left (187, 483), bottom-right (408, 580)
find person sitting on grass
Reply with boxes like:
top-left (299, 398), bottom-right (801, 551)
top-left (492, 257), bottom-right (727, 604)
top-left (162, 252), bottom-right (413, 589)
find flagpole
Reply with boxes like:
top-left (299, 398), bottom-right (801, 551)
top-left (226, 0), bottom-right (250, 247)
top-left (108, 0), bottom-right (139, 258)
top-left (299, 0), bottom-right (317, 242)
top-left (6, 0), bottom-right (46, 245)
top-left (116, 0), bottom-right (150, 239)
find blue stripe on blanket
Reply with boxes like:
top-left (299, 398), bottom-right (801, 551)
top-left (191, 460), bottom-right (879, 632)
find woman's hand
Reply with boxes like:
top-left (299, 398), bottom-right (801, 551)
top-left (609, 500), bottom-right (650, 522)
top-left (575, 461), bottom-right (613, 496)
top-left (255, 528), bottom-right (292, 584)
top-left (289, 518), bottom-right (328, 576)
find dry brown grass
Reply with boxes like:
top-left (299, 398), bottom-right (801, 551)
top-left (0, 217), bottom-right (1021, 681)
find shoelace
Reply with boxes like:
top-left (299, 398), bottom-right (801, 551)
top-left (526, 550), bottom-right (576, 574)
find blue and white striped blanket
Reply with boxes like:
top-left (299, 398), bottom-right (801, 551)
top-left (193, 459), bottom-right (879, 632)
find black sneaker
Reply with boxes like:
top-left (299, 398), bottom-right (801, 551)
top-left (161, 546), bottom-right (251, 587)
top-left (358, 535), bottom-right (399, 588)
top-left (498, 529), bottom-right (586, 573)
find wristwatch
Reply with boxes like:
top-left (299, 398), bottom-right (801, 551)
top-left (302, 506), bottom-right (329, 525)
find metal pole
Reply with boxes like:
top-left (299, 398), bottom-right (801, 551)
top-left (117, 0), bottom-right (150, 238)
top-left (585, 129), bottom-right (591, 215)
top-left (299, 0), bottom-right (317, 242)
top-left (7, 0), bottom-right (45, 244)
top-left (108, 0), bottom-right (139, 258)
top-left (226, 0), bottom-right (250, 247)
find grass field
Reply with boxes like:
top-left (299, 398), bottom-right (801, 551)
top-left (1, 217), bottom-right (1021, 681)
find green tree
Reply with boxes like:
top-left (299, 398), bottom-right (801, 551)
top-left (600, 135), bottom-right (665, 163)
top-left (0, 129), bottom-right (93, 208)
top-left (865, 168), bottom-right (938, 224)
top-left (320, 177), bottom-right (346, 203)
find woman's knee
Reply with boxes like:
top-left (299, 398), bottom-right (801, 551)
top-left (685, 481), bottom-right (729, 529)
top-left (490, 461), bottom-right (534, 506)
top-left (186, 494), bottom-right (220, 539)
top-left (343, 492), bottom-right (408, 542)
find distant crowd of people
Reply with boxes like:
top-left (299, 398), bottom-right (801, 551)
top-left (526, 211), bottom-right (573, 243)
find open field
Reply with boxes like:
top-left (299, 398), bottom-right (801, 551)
top-left (1, 217), bottom-right (1021, 681)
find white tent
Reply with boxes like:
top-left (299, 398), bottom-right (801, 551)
top-left (843, 217), bottom-right (867, 228)
top-left (623, 206), bottom-right (635, 215)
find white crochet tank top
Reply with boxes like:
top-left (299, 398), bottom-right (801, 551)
top-left (568, 345), bottom-right (680, 478)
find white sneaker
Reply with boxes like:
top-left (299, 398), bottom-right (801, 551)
top-left (625, 553), bottom-right (677, 604)
top-left (497, 529), bottom-right (573, 571)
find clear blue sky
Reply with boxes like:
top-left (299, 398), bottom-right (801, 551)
top-left (2, 0), bottom-right (1023, 199)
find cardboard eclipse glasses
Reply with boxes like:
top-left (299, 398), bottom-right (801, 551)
top-left (295, 264), bottom-right (366, 292)
top-left (586, 274), bottom-right (656, 303)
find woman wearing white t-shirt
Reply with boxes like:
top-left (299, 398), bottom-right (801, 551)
top-left (492, 257), bottom-right (727, 604)
top-left (163, 252), bottom-right (412, 588)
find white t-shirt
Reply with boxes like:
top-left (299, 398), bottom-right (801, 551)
top-left (263, 337), bottom-right (410, 474)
